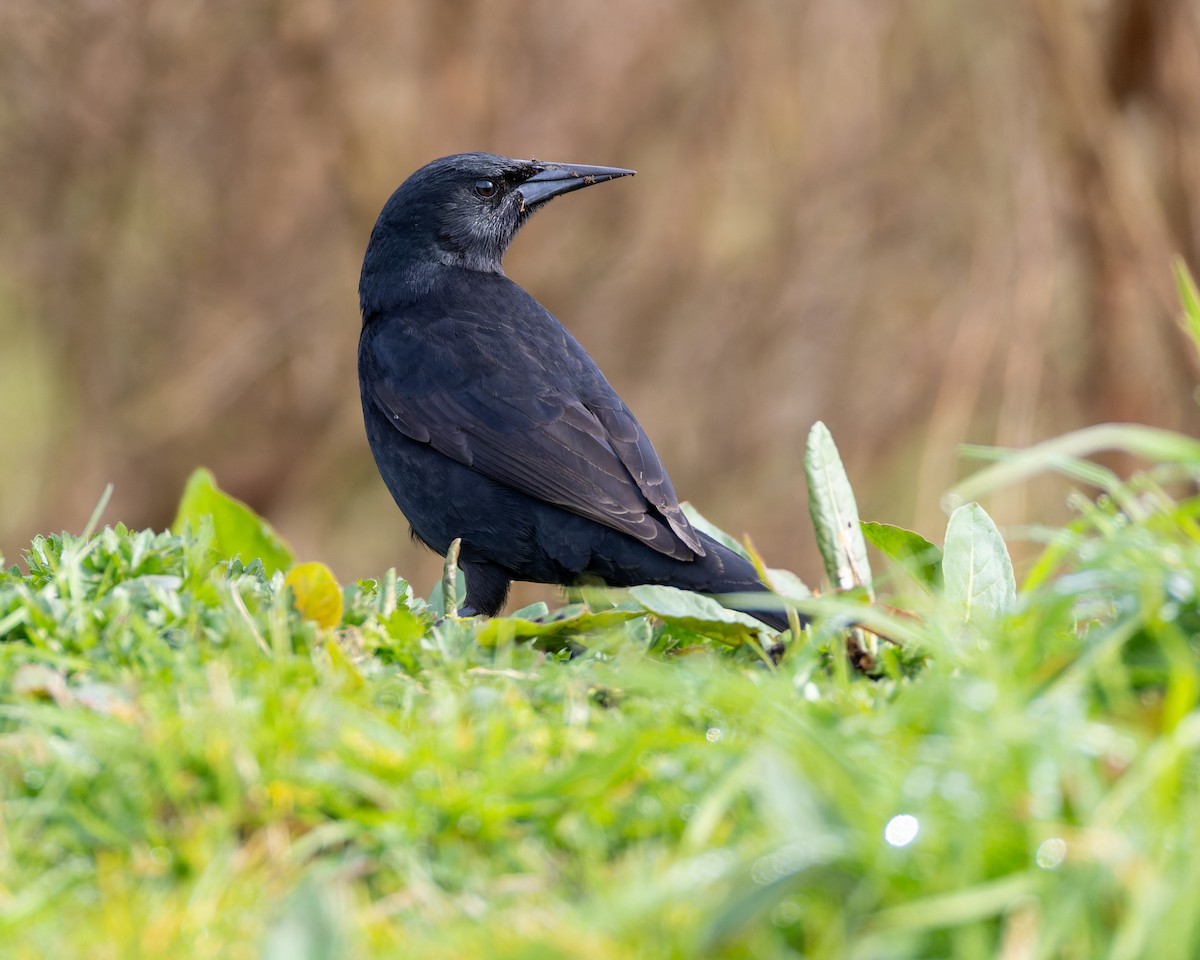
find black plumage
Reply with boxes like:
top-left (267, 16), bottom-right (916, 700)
top-left (358, 153), bottom-right (787, 630)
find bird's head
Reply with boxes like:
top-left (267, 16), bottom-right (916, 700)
top-left (363, 152), bottom-right (635, 283)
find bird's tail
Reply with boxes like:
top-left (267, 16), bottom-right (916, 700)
top-left (674, 533), bottom-right (796, 633)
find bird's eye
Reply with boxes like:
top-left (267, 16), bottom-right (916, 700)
top-left (474, 179), bottom-right (498, 199)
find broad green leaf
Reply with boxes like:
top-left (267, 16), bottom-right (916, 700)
top-left (862, 521), bottom-right (943, 590)
top-left (382, 605), bottom-right (426, 646)
top-left (510, 601), bottom-right (551, 620)
top-left (285, 562), bottom-right (343, 629)
top-left (474, 604), bottom-right (643, 647)
top-left (629, 584), bottom-right (765, 643)
top-left (805, 422), bottom-right (873, 597)
top-left (172, 467), bottom-right (293, 576)
top-left (942, 503), bottom-right (1015, 623)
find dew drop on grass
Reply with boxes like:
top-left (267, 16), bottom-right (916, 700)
top-left (1036, 837), bottom-right (1067, 869)
top-left (884, 814), bottom-right (919, 847)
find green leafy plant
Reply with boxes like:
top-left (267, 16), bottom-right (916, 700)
top-left (4, 265), bottom-right (1200, 958)
top-left (173, 466), bottom-right (294, 576)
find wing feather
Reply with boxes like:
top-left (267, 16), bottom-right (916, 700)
top-left (360, 279), bottom-right (704, 560)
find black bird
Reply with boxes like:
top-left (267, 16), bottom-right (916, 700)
top-left (358, 152), bottom-right (788, 631)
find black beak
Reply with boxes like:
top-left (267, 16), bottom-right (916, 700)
top-left (515, 162), bottom-right (635, 208)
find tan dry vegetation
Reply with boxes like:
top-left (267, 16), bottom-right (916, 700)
top-left (1, 0), bottom-right (1198, 600)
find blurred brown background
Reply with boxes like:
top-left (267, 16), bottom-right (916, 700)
top-left (2, 0), bottom-right (1199, 598)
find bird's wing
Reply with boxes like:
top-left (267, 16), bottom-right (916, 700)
top-left (360, 292), bottom-right (704, 561)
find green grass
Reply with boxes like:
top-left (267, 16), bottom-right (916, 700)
top-left (4, 259), bottom-right (1200, 956)
top-left (3, 436), bottom-right (1200, 959)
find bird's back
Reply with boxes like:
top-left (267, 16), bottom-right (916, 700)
top-left (360, 267), bottom-right (703, 561)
